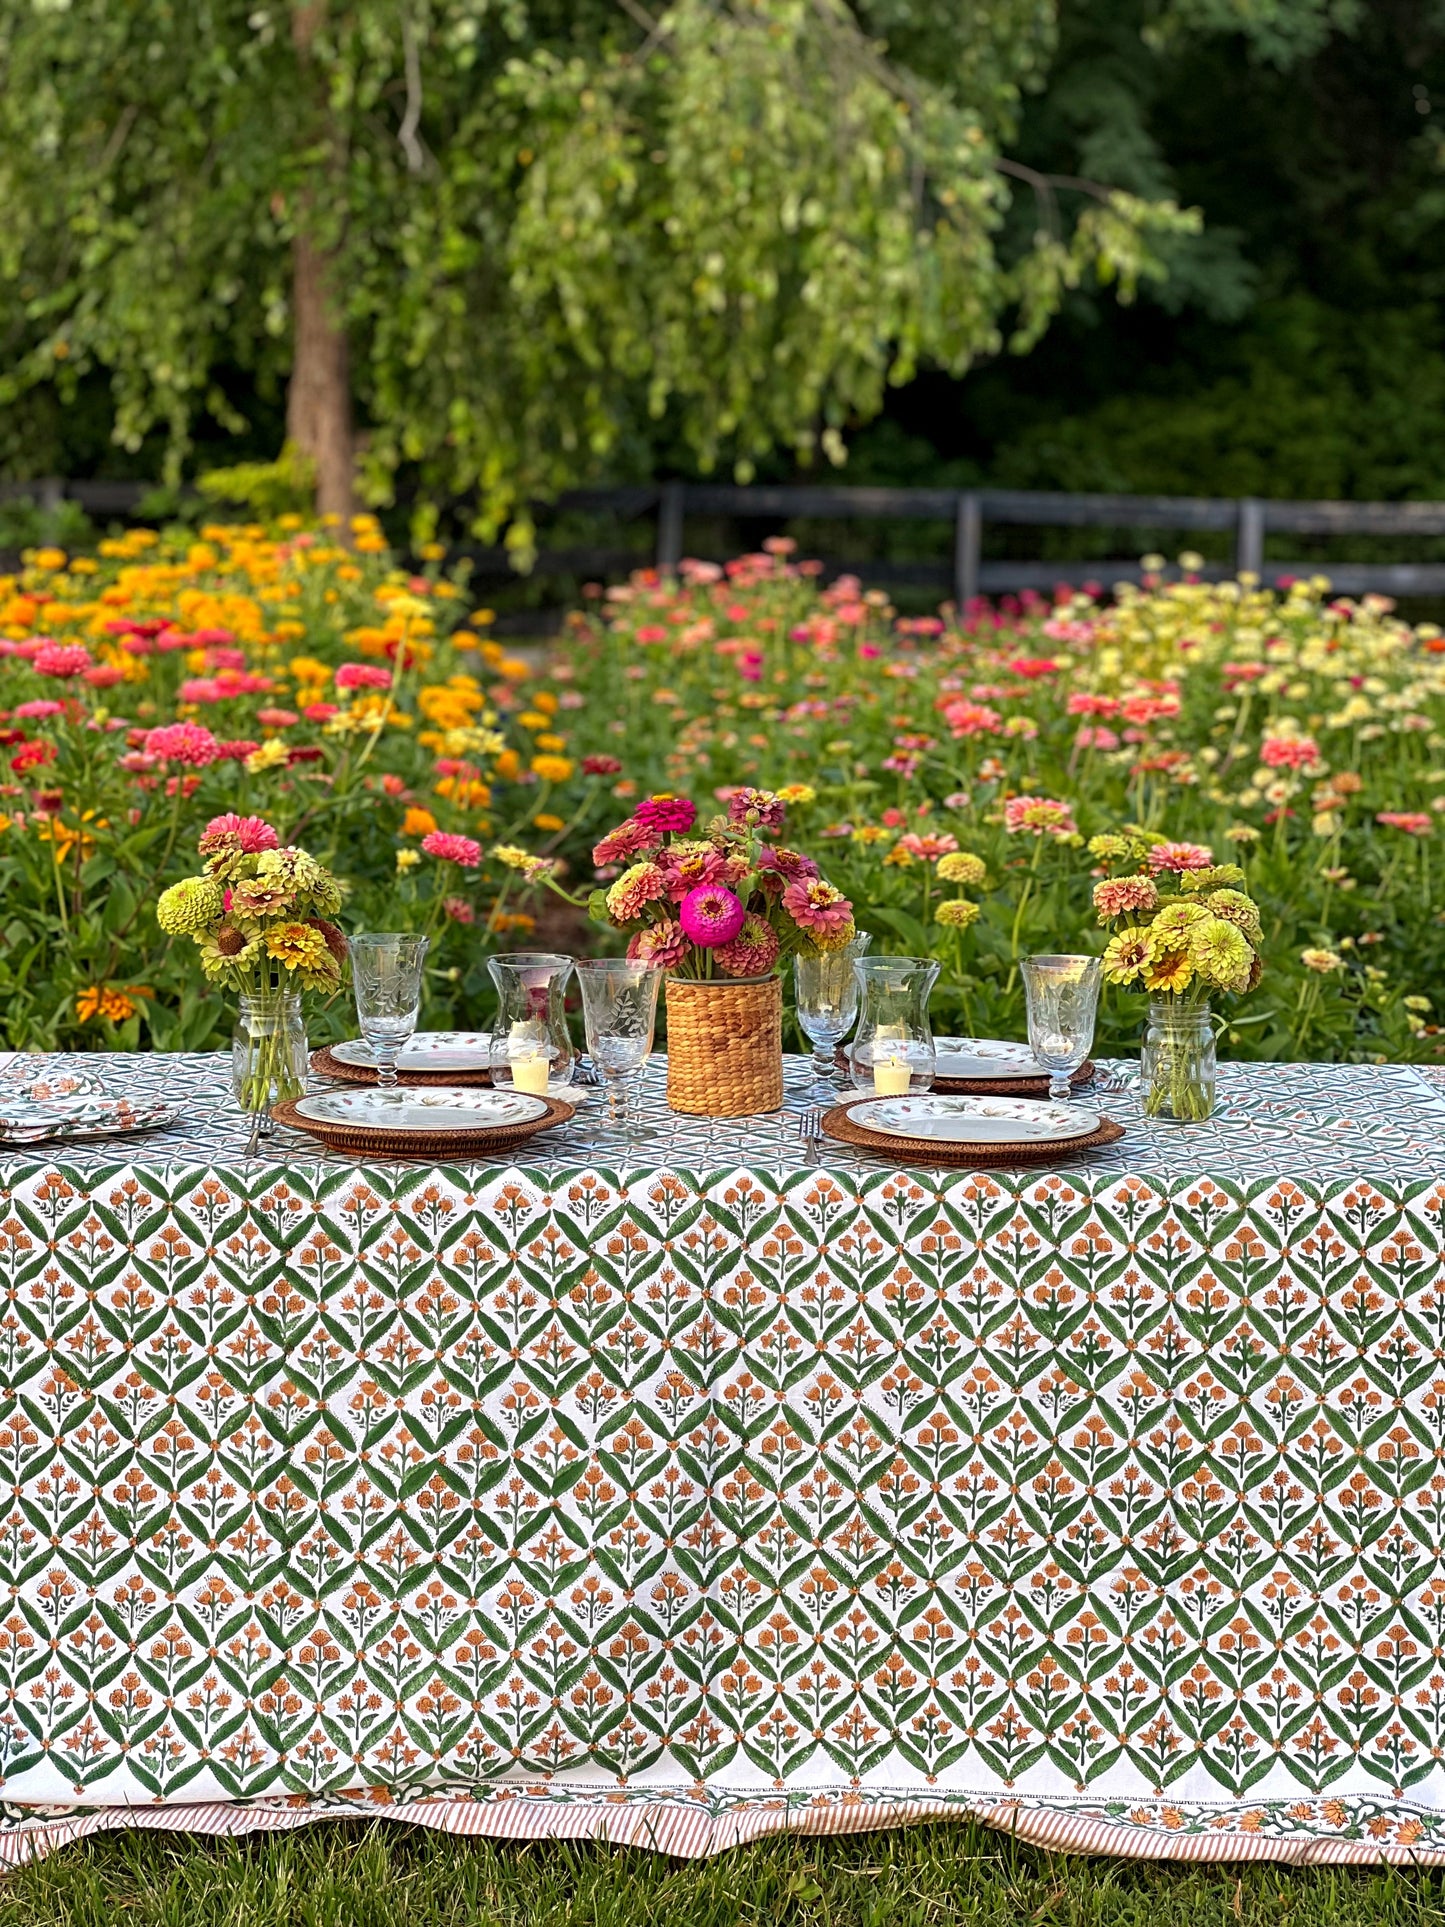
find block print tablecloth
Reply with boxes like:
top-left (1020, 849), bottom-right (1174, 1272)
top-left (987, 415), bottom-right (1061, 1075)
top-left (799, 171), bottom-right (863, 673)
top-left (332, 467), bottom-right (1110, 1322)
top-left (5, 1052), bottom-right (1445, 1867)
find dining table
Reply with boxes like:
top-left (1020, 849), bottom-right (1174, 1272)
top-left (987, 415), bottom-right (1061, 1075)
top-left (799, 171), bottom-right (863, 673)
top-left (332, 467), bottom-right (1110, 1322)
top-left (3, 1049), bottom-right (1445, 1868)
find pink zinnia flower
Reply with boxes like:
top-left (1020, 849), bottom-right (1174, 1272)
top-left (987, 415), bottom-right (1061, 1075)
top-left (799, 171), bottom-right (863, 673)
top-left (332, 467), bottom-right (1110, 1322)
top-left (1075, 725), bottom-right (1119, 751)
top-left (83, 664), bottom-right (125, 689)
top-left (627, 919), bottom-right (689, 970)
top-left (1146, 840), bottom-right (1215, 873)
top-left (143, 721), bottom-right (219, 767)
top-left (940, 700), bottom-right (1002, 740)
top-left (256, 707), bottom-right (298, 728)
top-left (1377, 811), bottom-right (1433, 836)
top-left (895, 831), bottom-right (959, 861)
top-left (714, 914), bottom-right (780, 979)
top-left (12, 700), bottom-right (64, 720)
top-left (304, 702), bottom-right (339, 723)
top-left (1093, 876), bottom-right (1159, 920)
top-left (593, 817), bottom-right (655, 867)
top-left (582, 754), bottom-right (623, 776)
top-left (1003, 795), bottom-right (1077, 838)
top-left (679, 884), bottom-right (747, 948)
top-left (33, 642), bottom-right (92, 679)
top-left (634, 793), bottom-right (697, 836)
top-left (606, 861), bottom-right (669, 922)
top-left (755, 846), bottom-right (820, 894)
top-left (782, 878), bottom-right (854, 945)
top-left (215, 739), bottom-right (260, 763)
top-left (199, 813), bottom-right (280, 857)
top-left (1260, 735), bottom-right (1321, 770)
top-left (442, 896), bottom-right (476, 924)
top-left (728, 787), bottom-right (786, 831)
top-left (421, 830), bottom-right (482, 867)
top-left (335, 662), bottom-right (392, 692)
top-left (1067, 693), bottom-right (1121, 718)
top-left (660, 847), bottom-right (727, 901)
top-left (180, 678), bottom-right (225, 704)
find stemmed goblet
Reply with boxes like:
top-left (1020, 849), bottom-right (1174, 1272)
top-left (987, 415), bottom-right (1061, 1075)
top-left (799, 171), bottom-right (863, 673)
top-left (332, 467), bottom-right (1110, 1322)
top-left (347, 934), bottom-right (430, 1104)
top-left (793, 933), bottom-right (871, 1094)
top-left (1021, 953), bottom-right (1102, 1101)
top-left (575, 959), bottom-right (662, 1143)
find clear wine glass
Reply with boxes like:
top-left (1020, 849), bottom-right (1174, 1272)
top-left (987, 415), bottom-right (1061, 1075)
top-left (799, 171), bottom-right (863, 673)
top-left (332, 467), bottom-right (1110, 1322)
top-left (1021, 953), bottom-right (1102, 1101)
top-left (347, 933), bottom-right (430, 1103)
top-left (575, 959), bottom-right (661, 1142)
top-left (793, 932), bottom-right (871, 1094)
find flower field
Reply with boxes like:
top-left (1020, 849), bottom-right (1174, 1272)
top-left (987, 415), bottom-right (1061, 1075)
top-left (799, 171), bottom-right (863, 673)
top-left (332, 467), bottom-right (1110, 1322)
top-left (2, 523), bottom-right (1443, 1063)
top-left (0, 520), bottom-right (588, 1049)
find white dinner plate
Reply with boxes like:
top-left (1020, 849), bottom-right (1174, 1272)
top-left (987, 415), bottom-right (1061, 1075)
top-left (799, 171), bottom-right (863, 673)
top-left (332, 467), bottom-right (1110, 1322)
top-left (847, 1092), bottom-right (1102, 1145)
top-left (933, 1038), bottom-right (1047, 1081)
top-left (292, 1086), bottom-right (550, 1133)
top-left (0, 1094), bottom-right (179, 1145)
top-left (329, 1031), bottom-right (496, 1073)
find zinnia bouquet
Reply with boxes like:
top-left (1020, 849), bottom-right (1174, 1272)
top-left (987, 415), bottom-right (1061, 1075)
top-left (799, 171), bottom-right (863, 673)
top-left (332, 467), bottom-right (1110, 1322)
top-left (1088, 831), bottom-right (1264, 1120)
top-left (575, 788), bottom-right (857, 978)
top-left (156, 813), bottom-right (347, 1108)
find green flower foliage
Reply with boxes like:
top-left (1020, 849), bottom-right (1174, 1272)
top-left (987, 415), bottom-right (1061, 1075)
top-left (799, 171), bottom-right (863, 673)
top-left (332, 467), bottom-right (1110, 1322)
top-left (0, 0), bottom-right (1195, 552)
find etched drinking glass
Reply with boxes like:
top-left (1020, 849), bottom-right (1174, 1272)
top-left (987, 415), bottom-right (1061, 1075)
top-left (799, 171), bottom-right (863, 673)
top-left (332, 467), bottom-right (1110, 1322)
top-left (347, 934), bottom-right (429, 1102)
top-left (1021, 953), bottom-right (1102, 1101)
top-left (576, 959), bottom-right (661, 1142)
top-left (793, 932), bottom-right (872, 1093)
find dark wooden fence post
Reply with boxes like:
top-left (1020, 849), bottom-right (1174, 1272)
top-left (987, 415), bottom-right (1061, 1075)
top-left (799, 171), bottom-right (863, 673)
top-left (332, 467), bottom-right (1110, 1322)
top-left (1236, 499), bottom-right (1265, 578)
top-left (954, 492), bottom-right (981, 609)
top-left (655, 483), bottom-right (685, 574)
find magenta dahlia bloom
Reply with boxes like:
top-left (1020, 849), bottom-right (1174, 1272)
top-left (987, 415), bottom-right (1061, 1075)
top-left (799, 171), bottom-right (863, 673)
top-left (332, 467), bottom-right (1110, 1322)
top-left (143, 721), bottom-right (220, 767)
top-left (679, 884), bottom-right (746, 948)
top-left (199, 813), bottom-right (280, 857)
top-left (627, 919), bottom-right (690, 970)
top-left (727, 787), bottom-right (786, 832)
top-left (422, 830), bottom-right (482, 867)
top-left (633, 793), bottom-right (697, 837)
top-left (714, 914), bottom-right (780, 979)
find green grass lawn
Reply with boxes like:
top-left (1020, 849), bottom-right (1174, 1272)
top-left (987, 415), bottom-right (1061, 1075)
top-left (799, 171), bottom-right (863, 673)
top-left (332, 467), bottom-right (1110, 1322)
top-left (4, 1822), bottom-right (1445, 1927)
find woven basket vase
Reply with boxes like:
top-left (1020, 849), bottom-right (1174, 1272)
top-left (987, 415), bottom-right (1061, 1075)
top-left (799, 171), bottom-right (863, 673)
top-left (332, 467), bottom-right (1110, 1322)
top-left (665, 974), bottom-right (784, 1117)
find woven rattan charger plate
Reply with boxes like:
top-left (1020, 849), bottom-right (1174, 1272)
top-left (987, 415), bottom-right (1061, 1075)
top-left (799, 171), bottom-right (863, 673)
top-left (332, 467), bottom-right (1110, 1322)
top-left (821, 1101), bottom-right (1124, 1169)
top-left (833, 1048), bottom-right (1094, 1099)
top-left (272, 1093), bottom-right (572, 1159)
top-left (309, 1045), bottom-right (493, 1089)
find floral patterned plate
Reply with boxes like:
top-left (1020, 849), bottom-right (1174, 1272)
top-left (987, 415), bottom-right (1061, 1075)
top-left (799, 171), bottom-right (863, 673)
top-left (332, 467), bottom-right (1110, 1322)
top-left (932, 1038), bottom-right (1046, 1081)
top-left (329, 1031), bottom-right (496, 1073)
top-left (292, 1086), bottom-right (550, 1133)
top-left (848, 1092), bottom-right (1102, 1144)
top-left (0, 1094), bottom-right (179, 1145)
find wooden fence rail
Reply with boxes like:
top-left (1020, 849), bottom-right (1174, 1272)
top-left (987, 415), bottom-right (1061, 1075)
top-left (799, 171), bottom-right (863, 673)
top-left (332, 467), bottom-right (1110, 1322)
top-left (6, 477), bottom-right (1445, 599)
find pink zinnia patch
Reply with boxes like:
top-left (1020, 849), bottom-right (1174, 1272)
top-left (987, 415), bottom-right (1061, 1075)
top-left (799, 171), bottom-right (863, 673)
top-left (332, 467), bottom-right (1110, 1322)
top-left (679, 885), bottom-right (746, 948)
top-left (592, 818), bottom-right (655, 867)
top-left (1260, 735), bottom-right (1321, 770)
top-left (1003, 795), bottom-right (1077, 838)
top-left (422, 830), bottom-right (483, 867)
top-left (12, 700), bottom-right (64, 720)
top-left (1377, 811), bottom-right (1433, 836)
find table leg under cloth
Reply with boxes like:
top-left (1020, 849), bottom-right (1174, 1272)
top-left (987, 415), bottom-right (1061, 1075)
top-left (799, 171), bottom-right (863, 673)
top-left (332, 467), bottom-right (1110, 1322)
top-left (5, 1053), bottom-right (1445, 1866)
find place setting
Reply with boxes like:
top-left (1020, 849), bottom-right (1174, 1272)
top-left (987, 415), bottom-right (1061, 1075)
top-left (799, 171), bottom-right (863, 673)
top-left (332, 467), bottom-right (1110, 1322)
top-left (277, 935), bottom-right (664, 1160)
top-left (799, 946), bottom-right (1123, 1168)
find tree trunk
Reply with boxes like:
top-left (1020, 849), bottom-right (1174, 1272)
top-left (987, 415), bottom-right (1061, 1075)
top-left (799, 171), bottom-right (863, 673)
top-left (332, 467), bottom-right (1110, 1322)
top-left (286, 232), bottom-right (355, 525)
top-left (287, 0), bottom-right (354, 526)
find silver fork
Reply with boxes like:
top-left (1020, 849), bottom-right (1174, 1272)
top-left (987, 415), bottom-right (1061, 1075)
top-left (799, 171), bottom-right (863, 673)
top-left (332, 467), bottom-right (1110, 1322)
top-left (797, 1108), bottom-right (824, 1166)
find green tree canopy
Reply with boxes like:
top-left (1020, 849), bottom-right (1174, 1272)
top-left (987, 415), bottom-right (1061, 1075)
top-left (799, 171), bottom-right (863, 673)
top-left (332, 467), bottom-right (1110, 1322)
top-left (0, 0), bottom-right (1195, 547)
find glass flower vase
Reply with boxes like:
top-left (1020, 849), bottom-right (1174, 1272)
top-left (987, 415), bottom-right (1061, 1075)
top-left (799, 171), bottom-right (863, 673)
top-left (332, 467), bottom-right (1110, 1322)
top-left (232, 983), bottom-right (309, 1114)
top-left (1140, 997), bottom-right (1216, 1123)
